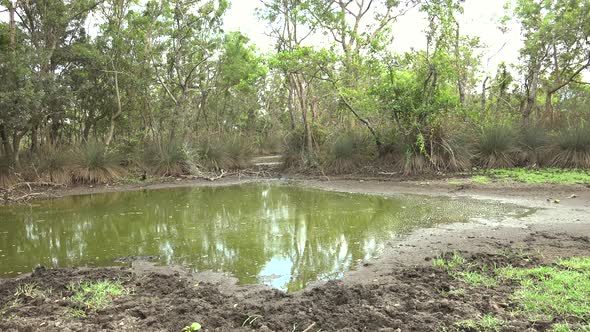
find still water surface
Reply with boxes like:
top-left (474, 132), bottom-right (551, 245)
top-left (0, 184), bottom-right (532, 291)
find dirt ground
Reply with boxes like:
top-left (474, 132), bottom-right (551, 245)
top-left (1, 175), bottom-right (589, 331)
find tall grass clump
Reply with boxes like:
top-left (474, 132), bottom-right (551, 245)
top-left (550, 127), bottom-right (590, 168)
top-left (378, 124), bottom-right (471, 175)
top-left (0, 156), bottom-right (17, 188)
top-left (472, 125), bottom-right (517, 168)
top-left (71, 142), bottom-right (124, 184)
top-left (517, 127), bottom-right (549, 167)
top-left (223, 135), bottom-right (254, 170)
top-left (142, 140), bottom-right (194, 176)
top-left (281, 127), bottom-right (325, 170)
top-left (324, 130), bottom-right (374, 174)
top-left (198, 139), bottom-right (227, 171)
top-left (36, 146), bottom-right (72, 184)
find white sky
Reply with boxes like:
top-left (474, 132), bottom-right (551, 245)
top-left (224, 0), bottom-right (523, 78)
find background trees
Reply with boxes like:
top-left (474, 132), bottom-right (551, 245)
top-left (0, 0), bottom-right (589, 184)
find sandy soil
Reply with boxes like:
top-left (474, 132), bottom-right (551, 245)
top-left (1, 175), bottom-right (589, 331)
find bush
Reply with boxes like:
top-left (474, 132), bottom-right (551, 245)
top-left (142, 140), bottom-right (194, 176)
top-left (472, 125), bottom-right (517, 168)
top-left (70, 142), bottom-right (124, 184)
top-left (324, 131), bottom-right (374, 174)
top-left (36, 146), bottom-right (72, 185)
top-left (550, 127), bottom-right (590, 168)
top-left (517, 127), bottom-right (550, 167)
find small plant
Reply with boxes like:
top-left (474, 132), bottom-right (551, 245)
top-left (68, 279), bottom-right (128, 311)
top-left (473, 125), bottom-right (517, 168)
top-left (70, 142), bottom-right (124, 183)
top-left (432, 252), bottom-right (467, 270)
top-left (14, 283), bottom-right (47, 300)
top-left (182, 322), bottom-right (202, 331)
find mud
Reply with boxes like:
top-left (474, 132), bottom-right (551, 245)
top-left (1, 176), bottom-right (589, 331)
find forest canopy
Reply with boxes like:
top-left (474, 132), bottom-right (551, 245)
top-left (0, 0), bottom-right (589, 186)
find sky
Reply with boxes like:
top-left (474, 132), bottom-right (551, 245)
top-left (224, 0), bottom-right (523, 77)
top-left (0, 0), bottom-right (523, 77)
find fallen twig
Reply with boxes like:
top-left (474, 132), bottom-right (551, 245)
top-left (301, 322), bottom-right (316, 332)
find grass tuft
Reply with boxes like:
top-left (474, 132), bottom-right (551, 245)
top-left (473, 125), bottom-right (517, 168)
top-left (454, 314), bottom-right (504, 331)
top-left (325, 131), bottom-right (373, 174)
top-left (142, 140), bottom-right (194, 176)
top-left (68, 279), bottom-right (128, 312)
top-left (35, 146), bottom-right (72, 185)
top-left (71, 142), bottom-right (124, 184)
top-left (550, 127), bottom-right (590, 168)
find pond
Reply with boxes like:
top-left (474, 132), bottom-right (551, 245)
top-left (0, 183), bottom-right (532, 291)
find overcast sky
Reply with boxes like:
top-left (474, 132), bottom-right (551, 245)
top-left (224, 0), bottom-right (523, 78)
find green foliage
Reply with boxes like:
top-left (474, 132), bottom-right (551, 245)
top-left (142, 140), bottom-right (194, 177)
top-left (68, 280), bottom-right (128, 312)
top-left (473, 126), bottom-right (517, 168)
top-left (70, 142), bottom-right (124, 184)
top-left (486, 168), bottom-right (590, 184)
top-left (550, 127), bottom-right (590, 168)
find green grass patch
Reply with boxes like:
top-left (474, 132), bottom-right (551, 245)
top-left (456, 271), bottom-right (498, 288)
top-left (68, 280), bottom-right (128, 312)
top-left (551, 323), bottom-right (590, 332)
top-left (454, 314), bottom-right (504, 331)
top-left (471, 175), bottom-right (491, 184)
top-left (432, 252), bottom-right (468, 270)
top-left (485, 168), bottom-right (590, 184)
top-left (499, 260), bottom-right (590, 320)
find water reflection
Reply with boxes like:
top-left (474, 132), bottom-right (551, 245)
top-left (0, 184), bottom-right (531, 291)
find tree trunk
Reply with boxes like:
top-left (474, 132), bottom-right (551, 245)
top-left (481, 77), bottom-right (489, 119)
top-left (30, 122), bottom-right (38, 153)
top-left (287, 78), bottom-right (296, 130)
top-left (105, 68), bottom-right (123, 147)
top-left (544, 92), bottom-right (554, 124)
top-left (11, 131), bottom-right (22, 167)
top-left (523, 61), bottom-right (541, 125)
top-left (0, 124), bottom-right (12, 158)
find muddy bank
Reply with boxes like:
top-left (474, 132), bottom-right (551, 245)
top-left (1, 230), bottom-right (589, 332)
top-left (1, 176), bottom-right (589, 331)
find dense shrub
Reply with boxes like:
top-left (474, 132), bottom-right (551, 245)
top-left (71, 142), bottom-right (124, 183)
top-left (550, 127), bottom-right (590, 168)
top-left (472, 125), bottom-right (517, 168)
top-left (142, 140), bottom-right (194, 176)
top-left (281, 127), bottom-right (326, 170)
top-left (198, 139), bottom-right (228, 171)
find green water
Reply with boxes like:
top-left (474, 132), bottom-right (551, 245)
top-left (0, 184), bottom-right (531, 291)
